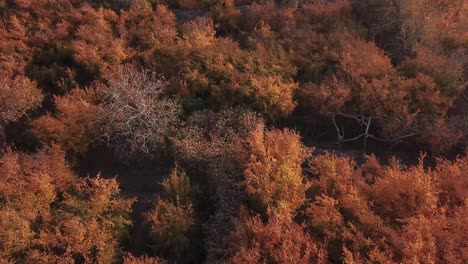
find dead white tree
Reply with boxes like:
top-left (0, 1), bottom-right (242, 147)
top-left (330, 112), bottom-right (415, 152)
top-left (98, 65), bottom-right (181, 160)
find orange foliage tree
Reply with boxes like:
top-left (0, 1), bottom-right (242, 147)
top-left (146, 167), bottom-right (200, 262)
top-left (304, 153), bottom-right (468, 263)
top-left (32, 88), bottom-right (104, 155)
top-left (155, 17), bottom-right (298, 119)
top-left (119, 3), bottom-right (177, 65)
top-left (243, 125), bottom-right (310, 217)
top-left (33, 65), bottom-right (181, 158)
top-left (0, 1), bottom-right (467, 263)
top-left (0, 145), bottom-right (134, 263)
top-left (71, 5), bottom-right (126, 78)
top-left (227, 213), bottom-right (327, 264)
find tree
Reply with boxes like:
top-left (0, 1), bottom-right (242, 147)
top-left (172, 107), bottom-right (263, 261)
top-left (119, 3), bottom-right (177, 64)
top-left (304, 35), bottom-right (458, 149)
top-left (308, 154), bottom-right (393, 263)
top-left (227, 213), bottom-right (327, 264)
top-left (97, 65), bottom-right (181, 159)
top-left (306, 153), bottom-right (468, 263)
top-left (33, 65), bottom-right (181, 159)
top-left (34, 176), bottom-right (134, 263)
top-left (71, 5), bottom-right (126, 77)
top-left (32, 88), bottom-right (104, 155)
top-left (416, 117), bottom-right (464, 154)
top-left (368, 156), bottom-right (439, 221)
top-left (147, 199), bottom-right (194, 261)
top-left (156, 17), bottom-right (298, 119)
top-left (399, 46), bottom-right (465, 99)
top-left (350, 0), bottom-right (467, 61)
top-left (123, 253), bottom-right (166, 264)
top-left (243, 125), bottom-right (310, 217)
top-left (160, 166), bottom-right (199, 206)
top-left (0, 146), bottom-right (134, 263)
top-left (146, 168), bottom-right (198, 262)
top-left (0, 72), bottom-right (42, 143)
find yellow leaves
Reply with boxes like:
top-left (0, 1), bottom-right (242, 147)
top-left (181, 18), bottom-right (216, 48)
top-left (0, 208), bottom-right (34, 258)
top-left (0, 145), bottom-right (134, 263)
top-left (244, 125), bottom-right (309, 217)
top-left (146, 168), bottom-right (198, 261)
top-left (161, 167), bottom-right (198, 206)
top-left (83, 176), bottom-right (133, 218)
top-left (249, 75), bottom-right (298, 119)
top-left (160, 16), bottom-right (297, 119)
top-left (147, 199), bottom-right (194, 259)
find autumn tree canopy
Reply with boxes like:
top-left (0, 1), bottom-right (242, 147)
top-left (0, 0), bottom-right (466, 263)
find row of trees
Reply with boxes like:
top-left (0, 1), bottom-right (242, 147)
top-left (1, 122), bottom-right (466, 263)
top-left (1, 0), bottom-right (466, 153)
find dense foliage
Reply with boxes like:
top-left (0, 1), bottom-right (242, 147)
top-left (0, 0), bottom-right (467, 263)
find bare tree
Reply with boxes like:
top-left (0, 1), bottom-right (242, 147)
top-left (98, 65), bottom-right (181, 160)
top-left (0, 74), bottom-right (42, 126)
top-left (0, 73), bottom-right (42, 145)
top-left (330, 112), bottom-right (415, 152)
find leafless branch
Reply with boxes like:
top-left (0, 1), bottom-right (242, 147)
top-left (98, 65), bottom-right (181, 160)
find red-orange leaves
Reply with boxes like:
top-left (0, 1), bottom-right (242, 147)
top-left (120, 4), bottom-right (177, 62)
top-left (320, 36), bottom-right (408, 118)
top-left (0, 146), bottom-right (134, 263)
top-left (368, 157), bottom-right (439, 221)
top-left (228, 214), bottom-right (327, 264)
top-left (158, 17), bottom-right (298, 119)
top-left (71, 6), bottom-right (126, 77)
top-left (399, 46), bottom-right (465, 99)
top-left (32, 88), bottom-right (104, 155)
top-left (306, 153), bottom-right (468, 263)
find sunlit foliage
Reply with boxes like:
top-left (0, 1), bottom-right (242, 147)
top-left (0, 0), bottom-right (466, 263)
top-left (0, 146), bottom-right (133, 263)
